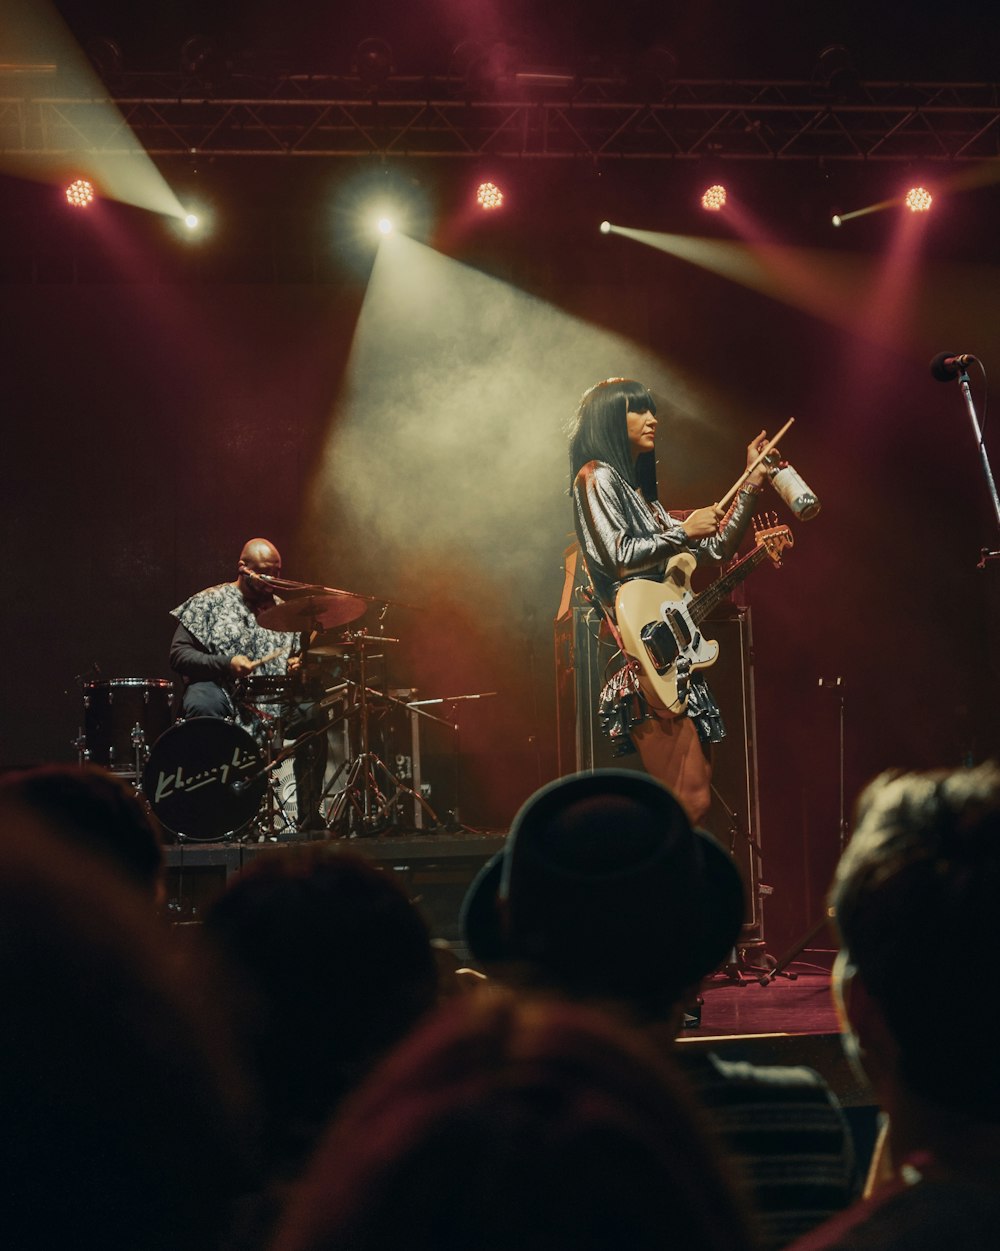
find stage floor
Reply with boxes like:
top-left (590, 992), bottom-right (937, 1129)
top-left (699, 965), bottom-right (839, 1037)
top-left (682, 967), bottom-right (872, 1110)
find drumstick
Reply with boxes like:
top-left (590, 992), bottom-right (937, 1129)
top-left (249, 648), bottom-right (289, 671)
top-left (715, 416), bottom-right (795, 512)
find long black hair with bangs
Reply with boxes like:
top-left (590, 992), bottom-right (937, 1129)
top-left (568, 378), bottom-right (659, 501)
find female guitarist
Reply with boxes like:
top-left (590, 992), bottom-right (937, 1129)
top-left (569, 378), bottom-right (772, 823)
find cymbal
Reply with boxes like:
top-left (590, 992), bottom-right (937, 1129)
top-left (257, 592), bottom-right (366, 632)
top-left (305, 634), bottom-right (399, 659)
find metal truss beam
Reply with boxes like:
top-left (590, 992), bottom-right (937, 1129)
top-left (4, 75), bottom-right (1000, 161)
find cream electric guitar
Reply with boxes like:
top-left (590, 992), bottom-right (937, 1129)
top-left (614, 518), bottom-right (793, 715)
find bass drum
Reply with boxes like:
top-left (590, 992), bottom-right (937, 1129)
top-left (142, 719), bottom-right (267, 842)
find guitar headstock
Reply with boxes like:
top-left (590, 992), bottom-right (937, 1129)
top-left (752, 511), bottom-right (794, 565)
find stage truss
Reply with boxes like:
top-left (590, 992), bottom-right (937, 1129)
top-left (4, 75), bottom-right (1000, 161)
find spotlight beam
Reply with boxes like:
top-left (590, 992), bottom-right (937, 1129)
top-left (2, 0), bottom-right (187, 220)
top-left (606, 224), bottom-right (919, 348)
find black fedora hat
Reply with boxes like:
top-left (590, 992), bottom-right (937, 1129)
top-left (461, 770), bottom-right (744, 1007)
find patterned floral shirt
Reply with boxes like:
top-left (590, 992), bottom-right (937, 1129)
top-left (171, 582), bottom-right (298, 734)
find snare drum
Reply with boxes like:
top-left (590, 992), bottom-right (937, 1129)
top-left (83, 678), bottom-right (174, 776)
top-left (142, 719), bottom-right (266, 842)
top-left (237, 674), bottom-right (294, 706)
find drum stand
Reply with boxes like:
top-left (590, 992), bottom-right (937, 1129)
top-left (326, 632), bottom-right (441, 837)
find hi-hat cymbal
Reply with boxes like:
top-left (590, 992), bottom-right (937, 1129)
top-left (257, 592), bottom-right (366, 632)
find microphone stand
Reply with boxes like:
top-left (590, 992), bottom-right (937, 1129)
top-left (953, 364), bottom-right (1000, 567)
top-left (759, 676), bottom-right (846, 986)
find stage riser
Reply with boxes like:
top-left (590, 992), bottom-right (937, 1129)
top-left (165, 836), bottom-right (506, 941)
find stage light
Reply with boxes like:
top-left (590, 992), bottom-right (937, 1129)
top-left (353, 38), bottom-right (394, 90)
top-left (180, 35), bottom-right (225, 82)
top-left (169, 204), bottom-right (210, 242)
top-left (831, 214), bottom-right (843, 227)
top-left (65, 178), bottom-right (95, 208)
top-left (476, 181), bottom-right (504, 210)
top-left (700, 183), bottom-right (727, 212)
top-left (905, 186), bottom-right (932, 213)
top-left (599, 220), bottom-right (612, 234)
top-left (812, 44), bottom-right (859, 98)
top-left (627, 44), bottom-right (678, 102)
top-left (85, 36), bottom-right (123, 81)
top-left (377, 217), bottom-right (393, 235)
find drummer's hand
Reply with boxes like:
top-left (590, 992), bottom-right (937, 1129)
top-left (682, 505), bottom-right (725, 538)
top-left (287, 654), bottom-right (302, 674)
top-left (229, 654), bottom-right (255, 676)
top-left (746, 429), bottom-right (771, 487)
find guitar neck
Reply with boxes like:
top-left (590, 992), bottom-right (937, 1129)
top-left (690, 544), bottom-right (772, 623)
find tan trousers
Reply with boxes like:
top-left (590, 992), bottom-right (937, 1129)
top-left (631, 710), bottom-right (712, 826)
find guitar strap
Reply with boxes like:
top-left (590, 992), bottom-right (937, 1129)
top-left (580, 584), bottom-right (622, 647)
top-left (581, 584), bottom-right (638, 676)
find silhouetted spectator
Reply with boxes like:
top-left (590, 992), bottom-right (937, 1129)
top-left (0, 762), bottom-right (165, 901)
top-left (0, 815), bottom-right (258, 1251)
top-left (462, 769), bottom-right (857, 1249)
top-left (201, 844), bottom-right (439, 1178)
top-left (789, 761), bottom-right (1000, 1250)
top-left (272, 990), bottom-right (754, 1251)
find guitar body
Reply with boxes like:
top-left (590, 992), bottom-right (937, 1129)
top-left (615, 554), bottom-right (720, 715)
top-left (613, 522), bottom-right (793, 717)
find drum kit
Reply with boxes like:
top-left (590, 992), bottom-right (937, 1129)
top-left (74, 580), bottom-right (489, 844)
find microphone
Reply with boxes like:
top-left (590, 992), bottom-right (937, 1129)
top-left (930, 351), bottom-right (977, 381)
top-left (230, 776), bottom-right (256, 795)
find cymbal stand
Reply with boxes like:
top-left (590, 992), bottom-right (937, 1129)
top-left (327, 632), bottom-right (442, 836)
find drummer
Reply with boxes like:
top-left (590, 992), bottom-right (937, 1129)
top-left (169, 538), bottom-right (328, 833)
top-left (169, 538), bottom-right (297, 722)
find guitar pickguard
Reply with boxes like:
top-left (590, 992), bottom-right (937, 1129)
top-left (640, 595), bottom-right (720, 674)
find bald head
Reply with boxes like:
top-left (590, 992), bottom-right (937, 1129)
top-left (237, 538), bottom-right (282, 605)
top-left (239, 538), bottom-right (281, 570)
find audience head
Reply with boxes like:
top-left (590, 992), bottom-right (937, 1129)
top-left (831, 760), bottom-right (1000, 1119)
top-left (0, 814), bottom-right (256, 1250)
top-left (462, 770), bottom-right (744, 1021)
top-left (0, 762), bottom-right (165, 900)
top-left (201, 844), bottom-right (439, 1165)
top-left (273, 990), bottom-right (752, 1251)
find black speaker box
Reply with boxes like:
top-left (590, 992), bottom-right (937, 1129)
top-left (554, 605), bottom-right (766, 942)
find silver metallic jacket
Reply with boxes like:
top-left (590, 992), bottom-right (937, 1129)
top-left (573, 461), bottom-right (758, 609)
top-left (572, 460), bottom-right (759, 748)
